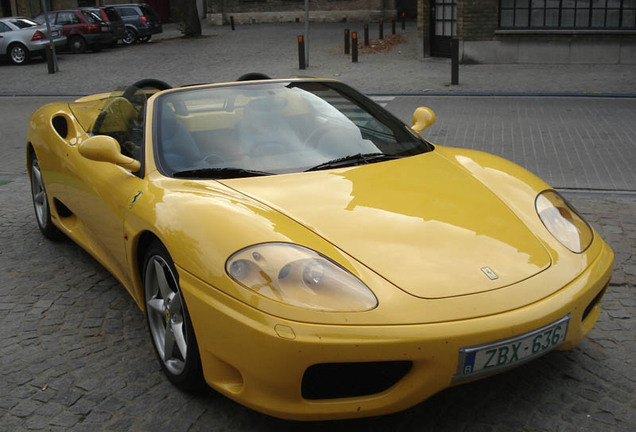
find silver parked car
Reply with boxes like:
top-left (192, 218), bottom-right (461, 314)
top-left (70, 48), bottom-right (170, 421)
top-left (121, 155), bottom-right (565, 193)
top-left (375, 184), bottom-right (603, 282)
top-left (0, 17), bottom-right (66, 65)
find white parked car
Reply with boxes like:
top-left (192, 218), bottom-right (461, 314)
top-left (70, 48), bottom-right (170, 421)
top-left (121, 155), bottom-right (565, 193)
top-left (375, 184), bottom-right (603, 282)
top-left (0, 17), bottom-right (66, 65)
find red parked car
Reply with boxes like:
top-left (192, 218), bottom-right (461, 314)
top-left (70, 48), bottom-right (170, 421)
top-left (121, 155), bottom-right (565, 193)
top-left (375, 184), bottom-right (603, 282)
top-left (34, 9), bottom-right (113, 53)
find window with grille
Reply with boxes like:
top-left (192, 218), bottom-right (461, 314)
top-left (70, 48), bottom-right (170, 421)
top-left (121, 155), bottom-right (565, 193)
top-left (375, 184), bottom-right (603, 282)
top-left (500, 0), bottom-right (636, 29)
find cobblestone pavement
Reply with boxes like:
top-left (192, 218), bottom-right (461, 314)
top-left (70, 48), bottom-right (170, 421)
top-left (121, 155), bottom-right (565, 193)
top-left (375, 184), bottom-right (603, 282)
top-left (1, 22), bottom-right (635, 96)
top-left (0, 21), bottom-right (635, 432)
top-left (391, 96), bottom-right (636, 192)
top-left (1, 174), bottom-right (634, 431)
top-left (3, 96), bottom-right (636, 193)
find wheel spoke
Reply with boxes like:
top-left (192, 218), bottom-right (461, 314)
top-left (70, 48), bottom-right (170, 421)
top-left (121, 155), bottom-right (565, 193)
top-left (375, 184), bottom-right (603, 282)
top-left (163, 324), bottom-right (176, 362)
top-left (172, 320), bottom-right (188, 360)
top-left (32, 165), bottom-right (43, 187)
top-left (34, 190), bottom-right (45, 205)
top-left (147, 298), bottom-right (164, 314)
top-left (153, 260), bottom-right (173, 300)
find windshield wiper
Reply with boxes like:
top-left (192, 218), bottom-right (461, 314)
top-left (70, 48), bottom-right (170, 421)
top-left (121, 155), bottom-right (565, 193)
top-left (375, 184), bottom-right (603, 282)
top-left (305, 153), bottom-right (402, 172)
top-left (173, 167), bottom-right (273, 179)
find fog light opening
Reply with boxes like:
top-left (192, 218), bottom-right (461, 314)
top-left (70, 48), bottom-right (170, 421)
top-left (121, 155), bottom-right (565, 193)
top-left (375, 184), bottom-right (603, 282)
top-left (301, 361), bottom-right (412, 400)
top-left (582, 284), bottom-right (608, 322)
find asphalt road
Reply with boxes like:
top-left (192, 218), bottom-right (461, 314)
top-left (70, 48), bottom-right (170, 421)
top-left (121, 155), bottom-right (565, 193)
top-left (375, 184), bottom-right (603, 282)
top-left (1, 21), bottom-right (635, 431)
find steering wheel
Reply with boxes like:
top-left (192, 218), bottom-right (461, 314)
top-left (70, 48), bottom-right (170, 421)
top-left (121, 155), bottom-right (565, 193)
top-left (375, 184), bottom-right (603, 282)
top-left (132, 79), bottom-right (172, 90)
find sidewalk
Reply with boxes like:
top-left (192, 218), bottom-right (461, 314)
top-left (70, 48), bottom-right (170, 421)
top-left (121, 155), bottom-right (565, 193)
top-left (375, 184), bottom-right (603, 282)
top-left (1, 22), bottom-right (635, 96)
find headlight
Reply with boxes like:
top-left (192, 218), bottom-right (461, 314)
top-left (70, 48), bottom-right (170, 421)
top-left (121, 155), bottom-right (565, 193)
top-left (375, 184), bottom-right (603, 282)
top-left (535, 190), bottom-right (593, 253)
top-left (226, 243), bottom-right (377, 312)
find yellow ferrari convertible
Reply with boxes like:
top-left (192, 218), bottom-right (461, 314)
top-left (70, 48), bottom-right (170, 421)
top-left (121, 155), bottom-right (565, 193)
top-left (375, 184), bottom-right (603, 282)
top-left (26, 76), bottom-right (613, 420)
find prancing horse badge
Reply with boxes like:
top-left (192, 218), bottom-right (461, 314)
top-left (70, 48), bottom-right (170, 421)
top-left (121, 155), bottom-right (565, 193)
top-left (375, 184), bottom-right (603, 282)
top-left (481, 267), bottom-right (499, 280)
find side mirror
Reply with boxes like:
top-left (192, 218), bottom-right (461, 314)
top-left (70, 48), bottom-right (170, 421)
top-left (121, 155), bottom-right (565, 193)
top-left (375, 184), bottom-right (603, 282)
top-left (411, 106), bottom-right (436, 133)
top-left (79, 135), bottom-right (141, 173)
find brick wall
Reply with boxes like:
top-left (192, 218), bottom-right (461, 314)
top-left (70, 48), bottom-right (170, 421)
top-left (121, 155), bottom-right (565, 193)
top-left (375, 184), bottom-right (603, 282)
top-left (15, 0), bottom-right (78, 17)
top-left (210, 0), bottom-right (397, 24)
top-left (416, 1), bottom-right (498, 43)
top-left (457, 0), bottom-right (498, 41)
top-left (417, 0), bottom-right (431, 56)
top-left (212, 0), bottom-right (387, 14)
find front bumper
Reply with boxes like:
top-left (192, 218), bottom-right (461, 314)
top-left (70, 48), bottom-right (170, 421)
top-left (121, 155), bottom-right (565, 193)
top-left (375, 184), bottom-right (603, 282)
top-left (180, 243), bottom-right (613, 421)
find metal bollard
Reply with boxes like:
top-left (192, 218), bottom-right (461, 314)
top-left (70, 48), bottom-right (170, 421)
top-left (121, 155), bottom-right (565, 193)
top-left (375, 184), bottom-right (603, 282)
top-left (352, 32), bottom-right (358, 63)
top-left (344, 28), bottom-right (350, 54)
top-left (379, 20), bottom-right (384, 40)
top-left (364, 24), bottom-right (369, 46)
top-left (230, 16), bottom-right (235, 31)
top-left (45, 44), bottom-right (55, 74)
top-left (392, 19), bottom-right (396, 35)
top-left (401, 12), bottom-right (406, 30)
top-left (451, 38), bottom-right (459, 85)
top-left (298, 35), bottom-right (306, 70)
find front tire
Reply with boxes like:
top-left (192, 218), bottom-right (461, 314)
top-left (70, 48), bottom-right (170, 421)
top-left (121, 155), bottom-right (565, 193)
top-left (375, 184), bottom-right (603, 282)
top-left (143, 241), bottom-right (204, 390)
top-left (29, 154), bottom-right (63, 240)
top-left (8, 43), bottom-right (30, 65)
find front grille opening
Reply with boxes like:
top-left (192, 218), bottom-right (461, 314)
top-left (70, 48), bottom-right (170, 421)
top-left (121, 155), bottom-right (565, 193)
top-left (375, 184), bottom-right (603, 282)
top-left (301, 361), bottom-right (412, 400)
top-left (582, 284), bottom-right (608, 322)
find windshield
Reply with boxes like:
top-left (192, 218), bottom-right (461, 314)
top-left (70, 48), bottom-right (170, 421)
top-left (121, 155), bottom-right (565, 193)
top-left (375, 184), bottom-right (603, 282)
top-left (154, 81), bottom-right (432, 177)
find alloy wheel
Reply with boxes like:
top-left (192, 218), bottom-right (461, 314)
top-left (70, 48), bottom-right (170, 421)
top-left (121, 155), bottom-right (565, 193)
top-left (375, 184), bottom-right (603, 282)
top-left (122, 28), bottom-right (136, 45)
top-left (144, 255), bottom-right (189, 375)
top-left (10, 45), bottom-right (27, 65)
top-left (30, 159), bottom-right (49, 229)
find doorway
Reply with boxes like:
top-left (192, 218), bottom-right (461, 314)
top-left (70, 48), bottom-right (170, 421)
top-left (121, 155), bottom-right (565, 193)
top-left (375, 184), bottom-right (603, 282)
top-left (430, 0), bottom-right (457, 57)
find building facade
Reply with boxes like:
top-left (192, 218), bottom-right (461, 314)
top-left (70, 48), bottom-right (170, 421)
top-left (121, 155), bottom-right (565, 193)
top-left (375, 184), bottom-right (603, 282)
top-left (3, 0), bottom-right (173, 21)
top-left (205, 1), bottom-right (398, 25)
top-left (420, 0), bottom-right (635, 63)
top-left (3, 0), bottom-right (634, 63)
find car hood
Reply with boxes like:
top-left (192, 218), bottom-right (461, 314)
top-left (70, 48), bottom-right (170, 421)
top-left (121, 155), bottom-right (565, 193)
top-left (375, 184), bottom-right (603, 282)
top-left (221, 153), bottom-right (552, 299)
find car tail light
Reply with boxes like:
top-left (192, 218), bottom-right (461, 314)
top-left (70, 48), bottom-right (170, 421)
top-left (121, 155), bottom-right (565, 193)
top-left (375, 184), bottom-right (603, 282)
top-left (87, 25), bottom-right (98, 33)
top-left (140, 16), bottom-right (148, 24)
top-left (32, 30), bottom-right (47, 41)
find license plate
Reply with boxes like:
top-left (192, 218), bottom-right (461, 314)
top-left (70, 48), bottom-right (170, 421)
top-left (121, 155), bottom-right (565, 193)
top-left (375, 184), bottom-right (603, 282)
top-left (51, 30), bottom-right (59, 37)
top-left (453, 315), bottom-right (570, 382)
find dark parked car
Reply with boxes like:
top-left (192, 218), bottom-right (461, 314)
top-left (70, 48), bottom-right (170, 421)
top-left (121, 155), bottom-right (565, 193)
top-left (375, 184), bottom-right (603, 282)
top-left (81, 6), bottom-right (126, 44)
top-left (107, 3), bottom-right (162, 45)
top-left (34, 9), bottom-right (113, 53)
